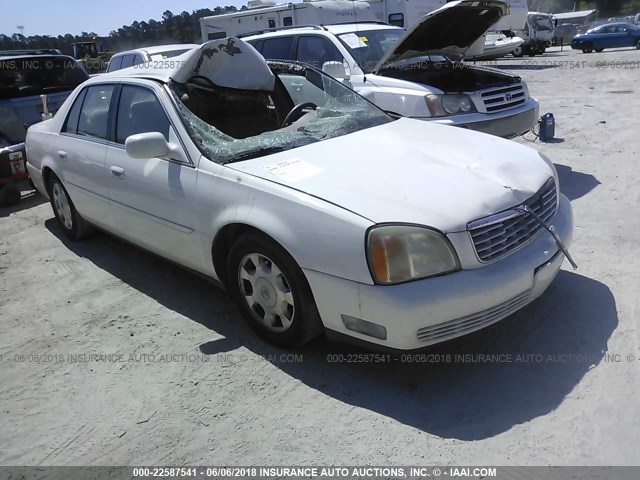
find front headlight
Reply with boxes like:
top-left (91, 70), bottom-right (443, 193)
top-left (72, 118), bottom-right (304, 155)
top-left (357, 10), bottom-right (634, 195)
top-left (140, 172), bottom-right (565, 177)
top-left (522, 80), bottom-right (530, 99)
top-left (425, 94), bottom-right (477, 117)
top-left (366, 225), bottom-right (460, 285)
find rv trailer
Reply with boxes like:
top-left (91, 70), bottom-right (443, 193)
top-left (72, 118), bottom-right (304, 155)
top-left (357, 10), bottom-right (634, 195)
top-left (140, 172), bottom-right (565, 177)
top-left (200, 0), bottom-right (376, 41)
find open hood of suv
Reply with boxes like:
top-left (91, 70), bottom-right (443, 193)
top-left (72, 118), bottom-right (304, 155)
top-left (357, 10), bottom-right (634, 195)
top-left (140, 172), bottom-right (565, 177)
top-left (374, 0), bottom-right (508, 71)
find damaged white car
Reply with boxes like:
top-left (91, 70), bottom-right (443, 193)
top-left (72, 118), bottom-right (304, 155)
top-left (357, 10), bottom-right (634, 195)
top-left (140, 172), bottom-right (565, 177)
top-left (26, 38), bottom-right (573, 351)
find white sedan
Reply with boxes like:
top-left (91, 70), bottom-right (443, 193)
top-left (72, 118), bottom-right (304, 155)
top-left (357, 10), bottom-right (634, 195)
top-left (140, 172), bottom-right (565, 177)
top-left (26, 39), bottom-right (574, 351)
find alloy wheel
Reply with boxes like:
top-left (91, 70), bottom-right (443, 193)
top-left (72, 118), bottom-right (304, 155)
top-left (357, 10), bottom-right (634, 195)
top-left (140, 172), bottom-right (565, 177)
top-left (238, 252), bottom-right (295, 332)
top-left (52, 183), bottom-right (73, 230)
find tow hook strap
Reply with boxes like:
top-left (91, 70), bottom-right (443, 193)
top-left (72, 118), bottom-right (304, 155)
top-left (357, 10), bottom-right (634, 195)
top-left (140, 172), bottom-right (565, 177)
top-left (517, 205), bottom-right (578, 270)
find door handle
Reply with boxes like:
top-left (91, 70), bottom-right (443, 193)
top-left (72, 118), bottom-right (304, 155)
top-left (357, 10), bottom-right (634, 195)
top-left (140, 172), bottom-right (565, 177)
top-left (58, 150), bottom-right (67, 159)
top-left (110, 165), bottom-right (125, 178)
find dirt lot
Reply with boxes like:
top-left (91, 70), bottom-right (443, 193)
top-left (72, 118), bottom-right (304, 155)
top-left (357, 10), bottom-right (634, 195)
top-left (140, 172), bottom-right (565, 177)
top-left (1, 46), bottom-right (639, 467)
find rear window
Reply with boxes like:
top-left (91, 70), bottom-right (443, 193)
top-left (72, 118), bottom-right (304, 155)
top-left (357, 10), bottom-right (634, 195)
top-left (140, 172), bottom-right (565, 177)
top-left (0, 56), bottom-right (88, 100)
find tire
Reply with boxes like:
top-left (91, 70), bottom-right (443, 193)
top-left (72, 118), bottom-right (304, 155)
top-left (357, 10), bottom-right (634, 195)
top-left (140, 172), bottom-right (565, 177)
top-left (47, 175), bottom-right (93, 240)
top-left (582, 43), bottom-right (593, 53)
top-left (227, 232), bottom-right (323, 348)
top-left (635, 40), bottom-right (640, 50)
top-left (512, 46), bottom-right (523, 57)
top-left (595, 48), bottom-right (604, 53)
top-left (0, 184), bottom-right (21, 207)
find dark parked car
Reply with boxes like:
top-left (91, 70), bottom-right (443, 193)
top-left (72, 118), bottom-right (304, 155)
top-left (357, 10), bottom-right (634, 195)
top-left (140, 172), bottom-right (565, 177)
top-left (0, 50), bottom-right (89, 147)
top-left (571, 22), bottom-right (640, 53)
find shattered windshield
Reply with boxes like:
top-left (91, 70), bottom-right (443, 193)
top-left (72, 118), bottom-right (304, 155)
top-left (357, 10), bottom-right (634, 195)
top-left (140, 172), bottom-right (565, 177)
top-left (171, 61), bottom-right (391, 164)
top-left (337, 29), bottom-right (405, 74)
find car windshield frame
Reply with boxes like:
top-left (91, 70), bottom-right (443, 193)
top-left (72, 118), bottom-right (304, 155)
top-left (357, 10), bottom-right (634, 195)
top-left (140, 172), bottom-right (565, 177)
top-left (169, 60), bottom-right (393, 165)
top-left (0, 56), bottom-right (89, 100)
top-left (336, 28), bottom-right (406, 74)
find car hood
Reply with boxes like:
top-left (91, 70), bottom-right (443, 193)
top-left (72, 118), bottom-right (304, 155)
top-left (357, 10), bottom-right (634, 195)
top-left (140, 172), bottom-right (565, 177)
top-left (374, 0), bottom-right (509, 70)
top-left (227, 118), bottom-right (553, 233)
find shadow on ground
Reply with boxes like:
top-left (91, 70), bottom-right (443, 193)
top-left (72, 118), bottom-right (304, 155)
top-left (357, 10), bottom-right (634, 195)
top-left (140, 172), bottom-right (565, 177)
top-left (555, 163), bottom-right (601, 201)
top-left (0, 189), bottom-right (46, 217)
top-left (46, 218), bottom-right (617, 441)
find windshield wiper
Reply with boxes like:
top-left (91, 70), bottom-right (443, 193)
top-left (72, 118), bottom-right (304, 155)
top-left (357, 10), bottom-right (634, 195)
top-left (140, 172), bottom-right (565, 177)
top-left (224, 146), bottom-right (288, 164)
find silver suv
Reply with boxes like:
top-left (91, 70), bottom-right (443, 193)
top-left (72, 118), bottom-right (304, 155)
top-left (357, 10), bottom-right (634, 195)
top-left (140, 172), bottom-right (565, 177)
top-left (245, 1), bottom-right (539, 138)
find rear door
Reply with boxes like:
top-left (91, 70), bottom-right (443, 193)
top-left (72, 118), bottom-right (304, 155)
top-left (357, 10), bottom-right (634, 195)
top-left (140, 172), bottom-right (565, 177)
top-left (58, 84), bottom-right (115, 224)
top-left (103, 82), bottom-right (201, 268)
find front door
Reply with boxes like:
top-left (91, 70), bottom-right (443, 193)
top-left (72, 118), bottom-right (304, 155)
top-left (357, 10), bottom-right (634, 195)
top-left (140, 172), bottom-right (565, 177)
top-left (104, 83), bottom-right (201, 269)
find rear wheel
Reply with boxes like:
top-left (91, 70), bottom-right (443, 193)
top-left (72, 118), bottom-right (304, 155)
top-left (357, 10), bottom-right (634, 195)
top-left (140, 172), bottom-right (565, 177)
top-left (227, 232), bottom-right (323, 348)
top-left (47, 175), bottom-right (93, 240)
top-left (595, 48), bottom-right (604, 52)
top-left (635, 39), bottom-right (640, 49)
top-left (582, 42), bottom-right (593, 53)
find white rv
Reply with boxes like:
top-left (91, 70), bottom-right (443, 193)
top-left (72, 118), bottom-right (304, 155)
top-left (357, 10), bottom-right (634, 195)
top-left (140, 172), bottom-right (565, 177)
top-left (364, 0), bottom-right (529, 32)
top-left (200, 0), bottom-right (377, 41)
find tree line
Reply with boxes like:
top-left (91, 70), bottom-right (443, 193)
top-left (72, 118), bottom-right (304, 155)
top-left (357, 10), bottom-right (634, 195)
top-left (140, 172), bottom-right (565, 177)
top-left (0, 7), bottom-right (242, 55)
top-left (2, 1), bottom-right (640, 55)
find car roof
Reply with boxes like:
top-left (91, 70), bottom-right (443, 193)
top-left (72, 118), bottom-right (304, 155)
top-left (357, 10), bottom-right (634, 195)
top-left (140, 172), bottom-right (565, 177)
top-left (112, 44), bottom-right (199, 57)
top-left (0, 53), bottom-right (77, 62)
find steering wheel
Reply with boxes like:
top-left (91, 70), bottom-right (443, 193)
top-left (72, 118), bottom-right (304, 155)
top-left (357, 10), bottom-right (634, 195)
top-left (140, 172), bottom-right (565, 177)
top-left (281, 102), bottom-right (317, 127)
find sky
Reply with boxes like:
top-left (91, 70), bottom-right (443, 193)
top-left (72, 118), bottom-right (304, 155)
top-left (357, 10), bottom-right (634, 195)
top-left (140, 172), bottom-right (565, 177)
top-left (0, 0), bottom-right (250, 37)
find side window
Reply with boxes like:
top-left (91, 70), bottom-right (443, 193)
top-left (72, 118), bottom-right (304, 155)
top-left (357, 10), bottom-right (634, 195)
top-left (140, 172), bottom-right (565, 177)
top-left (261, 36), bottom-right (294, 60)
top-left (62, 88), bottom-right (87, 134)
top-left (247, 39), bottom-right (263, 52)
top-left (296, 36), bottom-right (343, 70)
top-left (388, 13), bottom-right (404, 27)
top-left (116, 85), bottom-right (170, 145)
top-left (107, 56), bottom-right (123, 72)
top-left (77, 85), bottom-right (115, 140)
top-left (120, 54), bottom-right (135, 69)
top-left (208, 31), bottom-right (227, 41)
top-left (283, 16), bottom-right (293, 26)
top-left (133, 54), bottom-right (145, 66)
top-left (268, 19), bottom-right (276, 28)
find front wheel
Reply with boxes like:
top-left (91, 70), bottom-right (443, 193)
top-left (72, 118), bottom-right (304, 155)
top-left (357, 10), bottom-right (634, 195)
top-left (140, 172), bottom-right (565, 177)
top-left (582, 43), bottom-right (593, 53)
top-left (227, 232), bottom-right (323, 348)
top-left (512, 46), bottom-right (523, 57)
top-left (635, 39), bottom-right (640, 50)
top-left (47, 175), bottom-right (93, 240)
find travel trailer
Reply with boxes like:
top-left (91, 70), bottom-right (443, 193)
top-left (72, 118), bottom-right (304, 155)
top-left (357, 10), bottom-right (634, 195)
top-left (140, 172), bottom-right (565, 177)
top-left (200, 0), bottom-right (376, 41)
top-left (364, 0), bottom-right (529, 32)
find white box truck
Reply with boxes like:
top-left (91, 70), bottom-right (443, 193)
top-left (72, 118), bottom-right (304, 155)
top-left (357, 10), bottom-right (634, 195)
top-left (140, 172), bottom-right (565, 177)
top-left (200, 0), bottom-right (377, 41)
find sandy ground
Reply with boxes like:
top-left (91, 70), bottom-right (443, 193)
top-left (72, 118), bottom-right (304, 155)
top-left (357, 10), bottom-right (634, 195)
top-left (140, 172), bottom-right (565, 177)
top-left (1, 46), bottom-right (639, 467)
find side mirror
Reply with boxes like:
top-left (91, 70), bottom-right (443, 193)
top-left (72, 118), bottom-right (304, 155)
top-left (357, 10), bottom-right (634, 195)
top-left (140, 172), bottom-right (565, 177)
top-left (322, 61), bottom-right (351, 82)
top-left (125, 132), bottom-right (170, 159)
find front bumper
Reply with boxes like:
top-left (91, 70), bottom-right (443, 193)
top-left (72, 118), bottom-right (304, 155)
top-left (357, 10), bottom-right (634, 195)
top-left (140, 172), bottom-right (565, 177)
top-left (431, 97), bottom-right (539, 139)
top-left (305, 194), bottom-right (573, 351)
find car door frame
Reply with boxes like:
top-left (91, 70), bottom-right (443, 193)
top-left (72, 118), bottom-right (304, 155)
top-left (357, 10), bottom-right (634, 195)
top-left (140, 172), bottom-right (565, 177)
top-left (57, 82), bottom-right (120, 226)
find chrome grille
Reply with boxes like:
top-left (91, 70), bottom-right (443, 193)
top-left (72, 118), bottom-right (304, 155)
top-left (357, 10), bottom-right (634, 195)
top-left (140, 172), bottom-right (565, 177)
top-left (481, 84), bottom-right (526, 112)
top-left (417, 290), bottom-right (531, 343)
top-left (468, 179), bottom-right (557, 262)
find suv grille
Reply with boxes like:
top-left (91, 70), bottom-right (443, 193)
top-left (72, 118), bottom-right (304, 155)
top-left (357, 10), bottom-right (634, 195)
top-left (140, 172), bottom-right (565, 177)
top-left (481, 84), bottom-right (526, 112)
top-left (468, 179), bottom-right (557, 262)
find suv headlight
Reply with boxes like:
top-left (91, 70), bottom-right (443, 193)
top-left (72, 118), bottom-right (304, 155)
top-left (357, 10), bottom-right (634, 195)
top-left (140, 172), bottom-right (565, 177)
top-left (366, 225), bottom-right (460, 285)
top-left (522, 80), bottom-right (530, 99)
top-left (539, 152), bottom-right (560, 204)
top-left (425, 94), bottom-right (477, 117)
